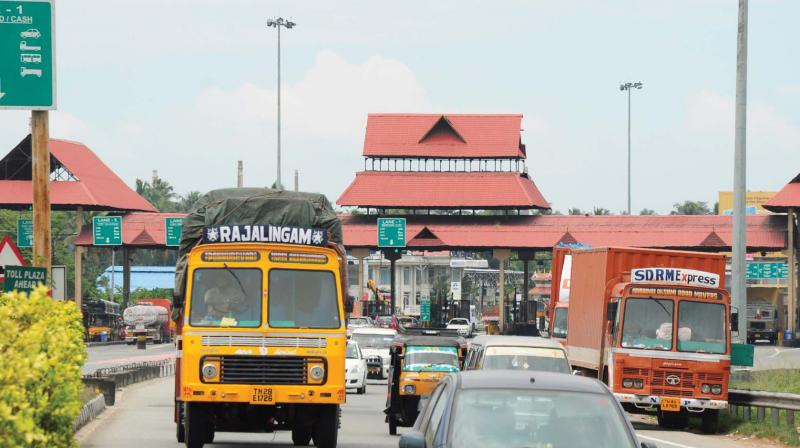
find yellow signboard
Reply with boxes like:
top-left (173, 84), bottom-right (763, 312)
top-left (717, 191), bottom-right (776, 215)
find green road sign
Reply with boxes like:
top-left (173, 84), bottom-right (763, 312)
top-left (377, 218), bottom-right (406, 248)
top-left (420, 296), bottom-right (431, 322)
top-left (746, 262), bottom-right (788, 280)
top-left (93, 216), bottom-right (122, 246)
top-left (165, 217), bottom-right (183, 247)
top-left (3, 265), bottom-right (46, 293)
top-left (0, 0), bottom-right (56, 110)
top-left (16, 217), bottom-right (32, 247)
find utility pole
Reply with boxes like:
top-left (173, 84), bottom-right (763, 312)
top-left (732, 0), bottom-right (749, 342)
top-left (294, 169), bottom-right (299, 192)
top-left (267, 18), bottom-right (296, 190)
top-left (237, 160), bottom-right (243, 188)
top-left (31, 111), bottom-right (51, 274)
top-left (619, 82), bottom-right (643, 215)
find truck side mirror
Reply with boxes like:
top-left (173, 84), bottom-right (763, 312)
top-left (606, 302), bottom-right (617, 321)
top-left (730, 310), bottom-right (739, 332)
top-left (345, 295), bottom-right (354, 314)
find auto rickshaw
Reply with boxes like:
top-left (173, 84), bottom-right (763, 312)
top-left (384, 329), bottom-right (467, 435)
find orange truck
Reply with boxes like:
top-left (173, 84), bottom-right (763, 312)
top-left (549, 247), bottom-right (730, 433)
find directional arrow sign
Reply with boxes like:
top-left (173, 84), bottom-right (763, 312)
top-left (0, 0), bottom-right (56, 110)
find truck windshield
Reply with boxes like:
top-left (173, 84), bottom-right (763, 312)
top-left (677, 301), bottom-right (726, 354)
top-left (268, 269), bottom-right (341, 329)
top-left (621, 298), bottom-right (673, 350)
top-left (403, 346), bottom-right (460, 372)
top-left (189, 268), bottom-right (262, 327)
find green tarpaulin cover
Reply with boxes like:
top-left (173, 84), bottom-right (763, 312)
top-left (174, 188), bottom-right (342, 304)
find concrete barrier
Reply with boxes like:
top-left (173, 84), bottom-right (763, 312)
top-left (74, 394), bottom-right (106, 431)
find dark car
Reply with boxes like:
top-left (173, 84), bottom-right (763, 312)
top-left (399, 370), bottom-right (656, 448)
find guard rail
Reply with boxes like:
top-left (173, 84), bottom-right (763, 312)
top-left (729, 388), bottom-right (800, 427)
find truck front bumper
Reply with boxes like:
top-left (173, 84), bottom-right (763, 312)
top-left (181, 382), bottom-right (345, 405)
top-left (615, 393), bottom-right (728, 411)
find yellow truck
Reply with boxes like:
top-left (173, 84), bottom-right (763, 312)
top-left (173, 189), bottom-right (348, 448)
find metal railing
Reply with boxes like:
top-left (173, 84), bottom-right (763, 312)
top-left (729, 389), bottom-right (800, 427)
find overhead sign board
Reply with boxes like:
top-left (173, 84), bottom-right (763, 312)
top-left (420, 296), bottom-right (431, 322)
top-left (631, 267), bottom-right (720, 289)
top-left (16, 217), bottom-right (32, 247)
top-left (377, 218), bottom-right (406, 248)
top-left (93, 216), bottom-right (122, 246)
top-left (747, 262), bottom-right (788, 280)
top-left (3, 265), bottom-right (46, 293)
top-left (0, 0), bottom-right (56, 110)
top-left (165, 217), bottom-right (183, 247)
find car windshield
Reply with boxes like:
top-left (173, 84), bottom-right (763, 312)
top-left (621, 298), bottom-right (674, 350)
top-left (346, 343), bottom-right (359, 359)
top-left (449, 319), bottom-right (468, 325)
top-left (268, 269), bottom-right (340, 329)
top-left (677, 301), bottom-right (726, 354)
top-left (352, 333), bottom-right (394, 349)
top-left (350, 318), bottom-right (370, 326)
top-left (378, 316), bottom-right (392, 323)
top-left (482, 346), bottom-right (570, 373)
top-left (403, 346), bottom-right (459, 372)
top-left (189, 268), bottom-right (262, 327)
top-left (450, 389), bottom-right (636, 448)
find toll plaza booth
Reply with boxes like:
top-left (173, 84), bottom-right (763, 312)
top-left (336, 113), bottom-right (789, 334)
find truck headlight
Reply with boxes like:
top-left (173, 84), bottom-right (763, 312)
top-left (633, 379), bottom-right (644, 389)
top-left (201, 359), bottom-right (220, 382)
top-left (623, 378), bottom-right (634, 388)
top-left (403, 384), bottom-right (416, 394)
top-left (310, 365), bottom-right (325, 381)
top-left (711, 385), bottom-right (722, 395)
top-left (701, 384), bottom-right (711, 394)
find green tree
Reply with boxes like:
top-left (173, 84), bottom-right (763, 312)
top-left (639, 208), bottom-right (657, 215)
top-left (136, 176), bottom-right (178, 212)
top-left (179, 191), bottom-right (202, 212)
top-left (671, 201), bottom-right (712, 215)
top-left (592, 207), bottom-right (612, 215)
top-left (567, 208), bottom-right (583, 215)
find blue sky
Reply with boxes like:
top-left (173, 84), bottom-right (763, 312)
top-left (1, 0), bottom-right (799, 214)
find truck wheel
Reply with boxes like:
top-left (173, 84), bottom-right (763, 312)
top-left (176, 402), bottom-right (185, 443)
top-left (291, 427), bottom-right (312, 446)
top-left (701, 409), bottom-right (720, 434)
top-left (389, 416), bottom-right (398, 435)
top-left (311, 405), bottom-right (339, 448)
top-left (184, 403), bottom-right (207, 448)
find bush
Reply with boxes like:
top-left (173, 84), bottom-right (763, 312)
top-left (0, 286), bottom-right (87, 447)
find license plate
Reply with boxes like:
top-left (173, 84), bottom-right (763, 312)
top-left (661, 397), bottom-right (681, 412)
top-left (250, 387), bottom-right (274, 404)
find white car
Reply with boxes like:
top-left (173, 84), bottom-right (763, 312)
top-left (447, 318), bottom-right (473, 337)
top-left (345, 341), bottom-right (367, 394)
top-left (346, 316), bottom-right (373, 338)
top-left (351, 327), bottom-right (397, 379)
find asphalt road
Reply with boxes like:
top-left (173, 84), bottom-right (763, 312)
top-left (83, 342), bottom-right (175, 374)
top-left (76, 376), bottom-right (779, 448)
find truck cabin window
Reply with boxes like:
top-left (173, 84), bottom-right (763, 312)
top-left (677, 301), bottom-right (726, 354)
top-left (621, 298), bottom-right (674, 350)
top-left (189, 268), bottom-right (262, 327)
top-left (268, 269), bottom-right (340, 329)
top-left (552, 308), bottom-right (568, 339)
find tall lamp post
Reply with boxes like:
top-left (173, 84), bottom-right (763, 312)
top-left (267, 17), bottom-right (296, 190)
top-left (620, 81), bottom-right (643, 215)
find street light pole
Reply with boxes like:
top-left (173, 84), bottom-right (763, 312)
top-left (267, 17), bottom-right (296, 190)
top-left (620, 82), bottom-right (643, 215)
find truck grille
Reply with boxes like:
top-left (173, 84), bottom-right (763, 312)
top-left (652, 370), bottom-right (695, 389)
top-left (622, 368), bottom-right (650, 376)
top-left (651, 388), bottom-right (694, 397)
top-left (219, 356), bottom-right (320, 385)
top-left (697, 372), bottom-right (724, 382)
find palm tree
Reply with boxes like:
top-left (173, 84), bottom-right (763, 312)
top-left (592, 207), bottom-right (612, 215)
top-left (671, 201), bottom-right (711, 215)
top-left (567, 208), bottom-right (583, 215)
top-left (179, 191), bottom-right (202, 212)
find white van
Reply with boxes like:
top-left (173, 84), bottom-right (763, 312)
top-left (350, 327), bottom-right (397, 379)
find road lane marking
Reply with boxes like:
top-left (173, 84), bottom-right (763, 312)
top-left (639, 434), bottom-right (697, 448)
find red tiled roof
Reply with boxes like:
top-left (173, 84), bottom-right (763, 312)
top-left (764, 173), bottom-right (800, 212)
top-left (0, 137), bottom-right (157, 212)
top-left (341, 214), bottom-right (786, 251)
top-left (75, 212), bottom-right (186, 247)
top-left (363, 114), bottom-right (525, 158)
top-left (336, 171), bottom-right (549, 209)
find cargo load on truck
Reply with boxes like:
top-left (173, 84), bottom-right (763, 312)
top-left (173, 188), bottom-right (347, 448)
top-left (550, 247), bottom-right (730, 434)
top-left (123, 302), bottom-right (170, 344)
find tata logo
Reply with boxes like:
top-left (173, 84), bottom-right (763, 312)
top-left (665, 375), bottom-right (681, 386)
